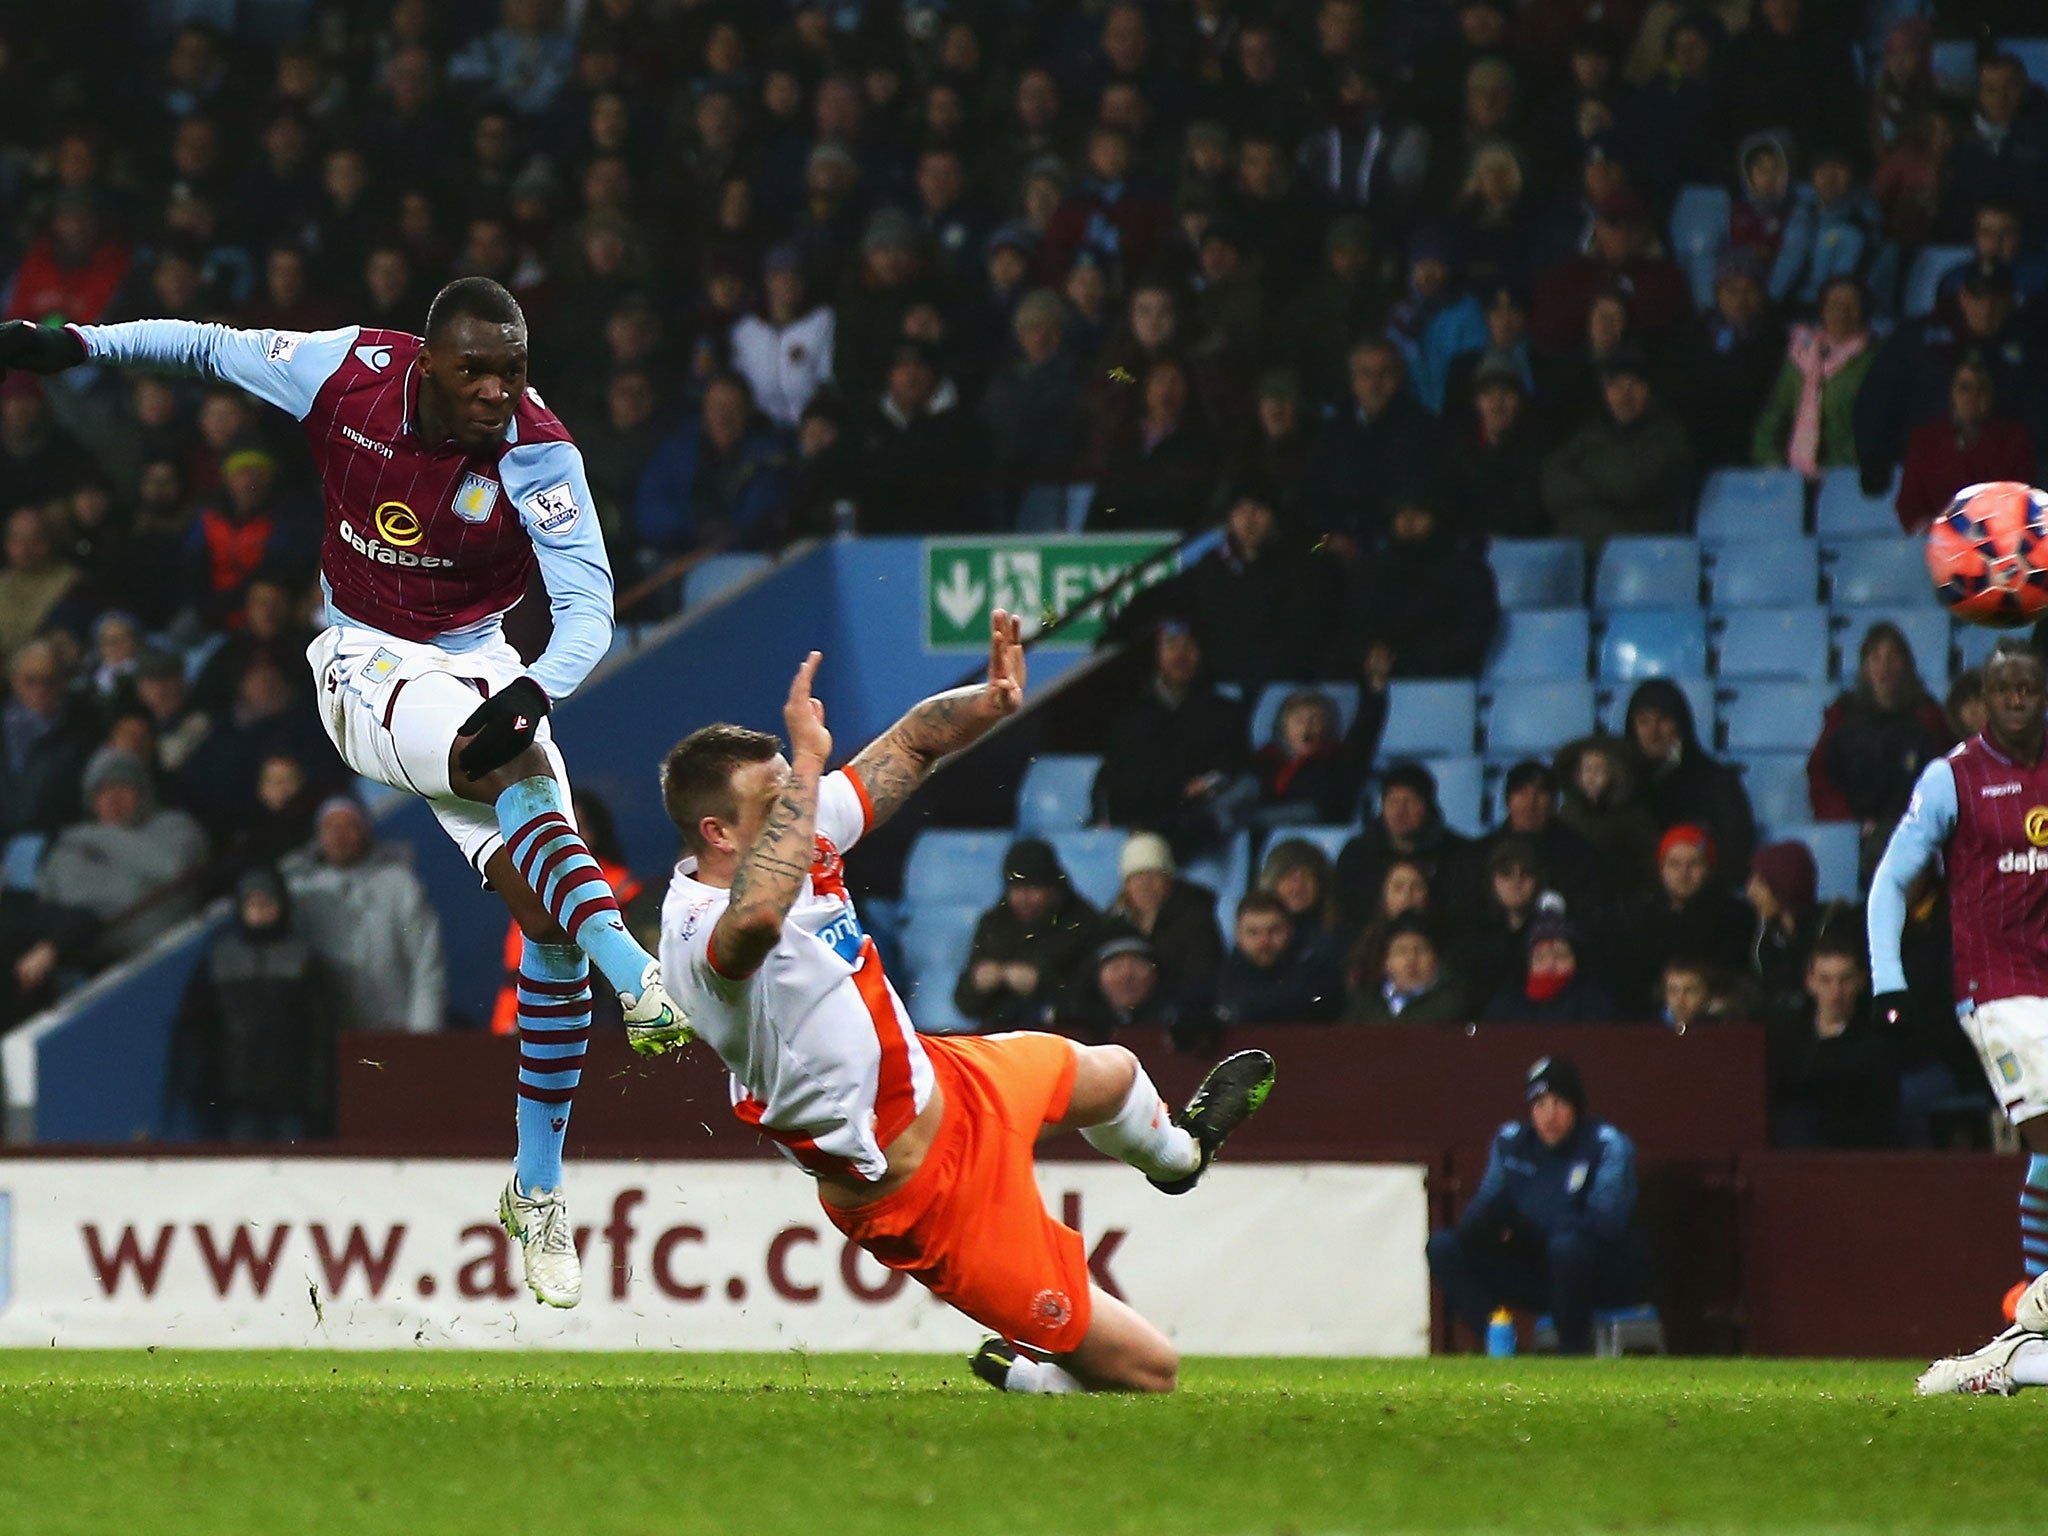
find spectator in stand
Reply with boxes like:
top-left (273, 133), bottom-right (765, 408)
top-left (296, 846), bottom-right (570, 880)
top-left (852, 341), bottom-right (988, 534)
top-left (1237, 371), bottom-right (1319, 521)
top-left (1086, 355), bottom-right (1215, 535)
top-left (1728, 134), bottom-right (1797, 272)
top-left (35, 747), bottom-right (208, 968)
top-left (1660, 955), bottom-right (1752, 1030)
top-left (1437, 282), bottom-right (1546, 434)
top-left (1622, 13), bottom-right (1728, 197)
top-left (1214, 891), bottom-right (1342, 1027)
top-left (1335, 763), bottom-right (1478, 937)
top-left (1251, 688), bottom-right (1373, 827)
top-left (1093, 620), bottom-right (1252, 860)
top-left (1937, 202), bottom-right (2048, 312)
top-left (978, 289), bottom-right (1082, 531)
top-left (633, 371), bottom-right (792, 557)
top-left (287, 798), bottom-right (445, 1035)
top-left (184, 440), bottom-right (312, 632)
top-left (1453, 359), bottom-right (1551, 538)
top-left (1747, 840), bottom-right (1821, 1019)
top-left (1103, 832), bottom-right (1223, 1007)
top-left (1055, 932), bottom-right (1215, 1051)
top-left (1348, 914), bottom-right (1466, 1024)
top-left (169, 865), bottom-right (336, 1142)
top-left (578, 367), bottom-right (664, 566)
top-left (179, 656), bottom-right (332, 843)
top-left (5, 191), bottom-right (130, 325)
top-left (1529, 191), bottom-right (1690, 355)
top-left (1458, 836), bottom-right (1560, 1005)
top-left (1871, 108), bottom-right (1955, 251)
top-left (1946, 54), bottom-right (2048, 236)
top-left (1042, 125), bottom-right (1168, 283)
top-left (1613, 825), bottom-right (1754, 1013)
top-left (1282, 216), bottom-right (1394, 411)
top-left (447, 0), bottom-right (576, 121)
top-left (1342, 494), bottom-right (1500, 679)
top-left (1, 638), bottom-right (97, 837)
top-left (236, 752), bottom-right (322, 872)
top-left (0, 506), bottom-right (82, 666)
top-left (1343, 857), bottom-right (1435, 995)
top-left (1542, 286), bottom-right (1634, 443)
top-left (1484, 761), bottom-right (1601, 906)
top-left (1673, 250), bottom-right (1787, 468)
top-left (1258, 838), bottom-right (1344, 964)
top-left (1768, 942), bottom-right (1899, 1149)
top-left (1947, 668), bottom-right (1989, 740)
top-left (192, 574), bottom-right (316, 717)
top-left (1427, 1055), bottom-right (1649, 1354)
top-left (1865, 19), bottom-right (1938, 162)
top-left (1300, 338), bottom-right (1449, 559)
top-left (1540, 348), bottom-right (1698, 543)
top-left (131, 647), bottom-right (211, 785)
top-left (954, 837), bottom-right (1106, 1033)
top-left (1770, 149), bottom-right (1883, 311)
top-left (1484, 915), bottom-right (1617, 1022)
top-left (728, 244), bottom-right (834, 432)
top-left (1894, 354), bottom-right (2038, 535)
top-left (0, 379), bottom-right (92, 519)
top-left (1753, 276), bottom-right (1875, 481)
top-left (1623, 679), bottom-right (1757, 880)
top-left (1808, 622), bottom-right (1954, 864)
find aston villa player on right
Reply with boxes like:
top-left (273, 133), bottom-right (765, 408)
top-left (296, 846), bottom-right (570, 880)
top-left (1870, 639), bottom-right (2048, 1393)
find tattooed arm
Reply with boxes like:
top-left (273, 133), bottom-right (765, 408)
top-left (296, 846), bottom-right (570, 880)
top-left (850, 609), bottom-right (1027, 831)
top-left (710, 652), bottom-right (832, 979)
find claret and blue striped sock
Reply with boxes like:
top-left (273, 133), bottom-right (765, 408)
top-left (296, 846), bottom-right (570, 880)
top-left (498, 776), bottom-right (657, 1001)
top-left (513, 939), bottom-right (590, 1194)
top-left (2021, 1154), bottom-right (2048, 1278)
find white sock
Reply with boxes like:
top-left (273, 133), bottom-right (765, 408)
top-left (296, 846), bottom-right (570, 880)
top-left (1081, 1065), bottom-right (1201, 1181)
top-left (2010, 1336), bottom-right (2048, 1387)
top-left (1005, 1356), bottom-right (1086, 1393)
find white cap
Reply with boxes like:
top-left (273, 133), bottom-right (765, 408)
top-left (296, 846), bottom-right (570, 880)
top-left (1118, 831), bottom-right (1175, 880)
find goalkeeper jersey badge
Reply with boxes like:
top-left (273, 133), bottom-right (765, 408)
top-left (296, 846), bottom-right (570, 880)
top-left (453, 472), bottom-right (499, 523)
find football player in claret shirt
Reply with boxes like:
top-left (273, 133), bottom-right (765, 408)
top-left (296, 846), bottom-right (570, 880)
top-left (0, 280), bottom-right (687, 1311)
top-left (1873, 640), bottom-right (2048, 1394)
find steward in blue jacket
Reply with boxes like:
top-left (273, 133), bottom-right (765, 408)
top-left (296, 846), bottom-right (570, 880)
top-left (1426, 1055), bottom-right (1651, 1354)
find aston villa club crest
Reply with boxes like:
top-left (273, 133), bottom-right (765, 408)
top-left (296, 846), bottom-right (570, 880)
top-left (453, 472), bottom-right (500, 523)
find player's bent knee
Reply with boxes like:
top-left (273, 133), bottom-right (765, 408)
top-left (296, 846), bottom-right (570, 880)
top-left (1064, 1043), bottom-right (1139, 1125)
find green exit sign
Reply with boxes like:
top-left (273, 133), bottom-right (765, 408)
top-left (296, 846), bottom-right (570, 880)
top-left (923, 534), bottom-right (1181, 651)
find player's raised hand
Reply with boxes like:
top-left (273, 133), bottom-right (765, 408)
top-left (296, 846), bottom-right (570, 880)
top-left (984, 609), bottom-right (1026, 717)
top-left (0, 321), bottom-right (86, 380)
top-left (785, 650), bottom-right (832, 766)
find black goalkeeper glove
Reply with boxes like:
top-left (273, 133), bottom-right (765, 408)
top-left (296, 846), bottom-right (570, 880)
top-left (456, 676), bottom-right (551, 779)
top-left (0, 320), bottom-right (87, 379)
top-left (1871, 990), bottom-right (1915, 1031)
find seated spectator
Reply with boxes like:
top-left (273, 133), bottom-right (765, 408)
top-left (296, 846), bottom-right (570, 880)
top-left (1529, 190), bottom-right (1690, 354)
top-left (954, 838), bottom-right (1106, 1032)
top-left (1086, 356), bottom-right (1215, 535)
top-left (1299, 339), bottom-right (1450, 558)
top-left (1865, 19), bottom-right (1937, 164)
top-left (1237, 371), bottom-right (1319, 520)
top-left (1335, 763), bottom-right (1477, 936)
top-left (1252, 688), bottom-right (1365, 826)
top-left (1895, 353), bottom-right (2038, 535)
top-left (1947, 54), bottom-right (2048, 236)
top-left (0, 506), bottom-right (82, 667)
top-left (1937, 201), bottom-right (2048, 312)
top-left (1752, 276), bottom-right (1874, 481)
top-left (1728, 133), bottom-right (1796, 270)
top-left (1426, 1055), bottom-right (1650, 1354)
top-left (1555, 735), bottom-right (1660, 898)
top-left (5, 190), bottom-right (131, 326)
top-left (1452, 359), bottom-right (1551, 538)
top-left (1056, 931), bottom-right (1217, 1051)
top-left (237, 752), bottom-right (322, 872)
top-left (191, 573), bottom-right (316, 716)
top-left (2, 638), bottom-right (97, 836)
top-left (1347, 913), bottom-right (1467, 1024)
top-left (1613, 825), bottom-right (1755, 1012)
top-left (1093, 621), bottom-right (1252, 860)
top-left (634, 372), bottom-right (793, 557)
top-left (1540, 287), bottom-right (1634, 443)
top-left (1342, 856), bottom-right (1434, 997)
top-left (1282, 215), bottom-right (1394, 409)
top-left (1768, 942), bottom-right (1899, 1149)
top-left (978, 289), bottom-right (1083, 531)
top-left (1659, 956), bottom-right (1728, 1031)
top-left (1484, 916), bottom-right (1618, 1023)
top-left (1258, 838), bottom-right (1343, 962)
top-left (580, 368), bottom-right (665, 564)
top-left (1103, 832), bottom-right (1223, 1006)
top-left (1872, 108), bottom-right (1954, 249)
top-left (179, 657), bottom-right (332, 842)
top-left (1214, 891), bottom-right (1342, 1026)
top-left (36, 747), bottom-right (208, 967)
top-left (728, 243), bottom-right (835, 431)
top-left (1341, 494), bottom-right (1499, 680)
top-left (85, 611), bottom-right (142, 710)
top-left (1808, 622), bottom-right (1953, 858)
top-left (1746, 840), bottom-right (1820, 1018)
top-left (1437, 282), bottom-right (1544, 439)
top-left (1483, 760), bottom-right (1602, 904)
top-left (132, 646), bottom-right (212, 781)
top-left (184, 440), bottom-right (313, 631)
top-left (1459, 836), bottom-right (1559, 1004)
top-left (1947, 668), bottom-right (1988, 740)
top-left (169, 865), bottom-right (336, 1142)
top-left (1769, 149), bottom-right (1883, 311)
top-left (1540, 347), bottom-right (1698, 543)
top-left (852, 341), bottom-right (989, 534)
top-left (1671, 251), bottom-right (1787, 468)
top-left (287, 798), bottom-right (445, 1034)
top-left (1624, 679), bottom-right (1757, 879)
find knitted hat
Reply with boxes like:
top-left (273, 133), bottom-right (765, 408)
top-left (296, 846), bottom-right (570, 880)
top-left (1118, 831), bottom-right (1175, 880)
top-left (1750, 840), bottom-right (1819, 920)
top-left (1526, 1054), bottom-right (1587, 1115)
top-left (1658, 823), bottom-right (1716, 869)
top-left (1004, 837), bottom-right (1063, 887)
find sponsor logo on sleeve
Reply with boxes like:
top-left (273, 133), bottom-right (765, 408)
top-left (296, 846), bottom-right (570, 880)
top-left (354, 343), bottom-right (393, 372)
top-left (265, 332), bottom-right (305, 362)
top-left (522, 480), bottom-right (582, 536)
top-left (453, 473), bottom-right (499, 523)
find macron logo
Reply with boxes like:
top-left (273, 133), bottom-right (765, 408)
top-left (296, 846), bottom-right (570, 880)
top-left (354, 344), bottom-right (393, 372)
top-left (1984, 783), bottom-right (2024, 798)
top-left (341, 424), bottom-right (393, 459)
top-left (1998, 848), bottom-right (2048, 875)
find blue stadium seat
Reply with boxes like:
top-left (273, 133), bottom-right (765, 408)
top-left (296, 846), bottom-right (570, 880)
top-left (1015, 754), bottom-right (1103, 836)
top-left (1669, 184), bottom-right (1731, 311)
top-left (903, 829), bottom-right (1012, 907)
top-left (1183, 831), bottom-right (1253, 935)
top-left (1594, 537), bottom-right (1701, 611)
top-left (1485, 609), bottom-right (1592, 681)
top-left (1773, 821), bottom-right (1862, 902)
top-left (896, 903), bottom-right (981, 1034)
top-left (1715, 607), bottom-right (1833, 682)
top-left (2, 832), bottom-right (46, 892)
top-left (1831, 605), bottom-right (1951, 685)
top-left (1599, 610), bottom-right (1709, 681)
top-left (1378, 681), bottom-right (1479, 761)
top-left (1816, 468), bottom-right (1899, 538)
top-left (1826, 538), bottom-right (1930, 605)
top-left (1902, 244), bottom-right (1970, 319)
top-left (1249, 681), bottom-right (1362, 749)
top-left (1264, 825), bottom-right (1359, 868)
top-left (1740, 752), bottom-right (1813, 834)
top-left (1708, 538), bottom-right (1821, 608)
top-left (1046, 829), bottom-right (1128, 909)
top-left (1931, 38), bottom-right (1980, 93)
top-left (1719, 681), bottom-right (1835, 753)
top-left (1490, 538), bottom-right (1585, 609)
top-left (2009, 38), bottom-right (2048, 91)
top-left (1486, 681), bottom-right (1596, 758)
top-left (1956, 623), bottom-right (2005, 673)
top-left (1598, 676), bottom-right (1715, 739)
top-left (1426, 755), bottom-right (1487, 837)
top-left (1695, 469), bottom-right (1805, 544)
top-left (682, 551), bottom-right (773, 609)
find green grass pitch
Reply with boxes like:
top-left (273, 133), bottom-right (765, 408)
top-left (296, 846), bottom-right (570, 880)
top-left (0, 1352), bottom-right (2035, 1534)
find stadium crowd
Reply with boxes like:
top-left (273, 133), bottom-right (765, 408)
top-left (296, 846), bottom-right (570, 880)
top-left (0, 0), bottom-right (2044, 1146)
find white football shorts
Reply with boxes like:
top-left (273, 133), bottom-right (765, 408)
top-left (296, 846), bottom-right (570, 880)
top-left (307, 624), bottom-right (569, 876)
top-left (1962, 996), bottom-right (2048, 1125)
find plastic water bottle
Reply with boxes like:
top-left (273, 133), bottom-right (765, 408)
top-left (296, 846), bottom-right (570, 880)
top-left (1486, 1308), bottom-right (1518, 1358)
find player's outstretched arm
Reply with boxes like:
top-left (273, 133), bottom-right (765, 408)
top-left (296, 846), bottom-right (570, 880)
top-left (710, 653), bottom-right (832, 979)
top-left (33, 319), bottom-right (358, 424)
top-left (1867, 757), bottom-right (1957, 1008)
top-left (848, 609), bottom-right (1026, 830)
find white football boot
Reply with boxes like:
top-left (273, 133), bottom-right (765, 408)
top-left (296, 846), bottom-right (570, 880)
top-left (2011, 1271), bottom-right (2048, 1335)
top-left (499, 1178), bottom-right (582, 1308)
top-left (1915, 1327), bottom-right (2029, 1397)
top-left (622, 961), bottom-right (694, 1057)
